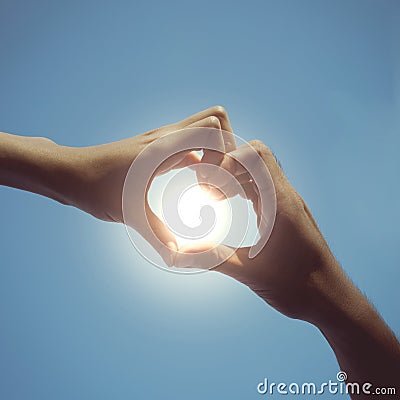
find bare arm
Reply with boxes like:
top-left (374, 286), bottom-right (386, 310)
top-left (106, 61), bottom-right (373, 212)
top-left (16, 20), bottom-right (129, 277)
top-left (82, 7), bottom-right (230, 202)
top-left (0, 132), bottom-right (85, 207)
top-left (312, 260), bottom-right (400, 396)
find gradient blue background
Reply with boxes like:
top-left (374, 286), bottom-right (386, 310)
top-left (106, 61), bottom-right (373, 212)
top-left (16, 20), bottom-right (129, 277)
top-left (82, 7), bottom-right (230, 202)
top-left (1, 1), bottom-right (399, 399)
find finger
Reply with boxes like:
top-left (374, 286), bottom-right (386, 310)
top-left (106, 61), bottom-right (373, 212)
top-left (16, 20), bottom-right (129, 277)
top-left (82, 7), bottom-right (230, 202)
top-left (205, 169), bottom-right (253, 199)
top-left (123, 126), bottom-right (225, 267)
top-left (135, 205), bottom-right (178, 267)
top-left (175, 107), bottom-right (237, 184)
top-left (209, 174), bottom-right (254, 201)
top-left (150, 120), bottom-right (226, 174)
top-left (199, 143), bottom-right (261, 199)
top-left (174, 242), bottom-right (234, 269)
top-left (150, 108), bottom-right (235, 184)
top-left (186, 115), bottom-right (222, 130)
top-left (196, 118), bottom-right (226, 184)
top-left (240, 181), bottom-right (258, 202)
top-left (198, 141), bottom-right (276, 259)
top-left (218, 143), bottom-right (261, 177)
top-left (157, 116), bottom-right (224, 176)
top-left (127, 124), bottom-right (227, 265)
top-left (171, 151), bottom-right (201, 169)
top-left (154, 106), bottom-right (236, 153)
top-left (175, 106), bottom-right (235, 148)
top-left (205, 177), bottom-right (243, 201)
top-left (160, 116), bottom-right (225, 182)
top-left (187, 116), bottom-right (230, 188)
top-left (174, 243), bottom-right (249, 280)
top-left (155, 150), bottom-right (200, 175)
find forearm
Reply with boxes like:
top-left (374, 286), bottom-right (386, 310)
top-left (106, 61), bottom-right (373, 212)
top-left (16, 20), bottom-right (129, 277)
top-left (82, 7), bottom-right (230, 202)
top-left (0, 132), bottom-right (86, 207)
top-left (308, 259), bottom-right (400, 398)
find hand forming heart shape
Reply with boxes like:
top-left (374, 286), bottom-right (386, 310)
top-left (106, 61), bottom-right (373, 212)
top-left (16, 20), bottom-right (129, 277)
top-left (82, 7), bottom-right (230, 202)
top-left (122, 126), bottom-right (276, 273)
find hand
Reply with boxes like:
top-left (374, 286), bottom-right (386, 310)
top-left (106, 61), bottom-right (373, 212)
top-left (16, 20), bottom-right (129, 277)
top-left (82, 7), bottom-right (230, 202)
top-left (175, 139), bottom-right (400, 395)
top-left (175, 139), bottom-right (335, 321)
top-left (0, 106), bottom-right (235, 263)
top-left (62, 106), bottom-right (236, 259)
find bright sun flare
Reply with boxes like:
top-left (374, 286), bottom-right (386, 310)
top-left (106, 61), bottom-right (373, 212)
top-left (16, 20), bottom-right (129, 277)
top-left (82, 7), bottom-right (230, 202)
top-left (147, 168), bottom-right (258, 254)
top-left (148, 169), bottom-right (232, 249)
top-left (174, 184), bottom-right (231, 247)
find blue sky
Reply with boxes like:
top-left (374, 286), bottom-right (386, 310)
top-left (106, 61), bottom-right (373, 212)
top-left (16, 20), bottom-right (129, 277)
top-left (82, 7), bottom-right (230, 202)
top-left (0, 1), bottom-right (399, 399)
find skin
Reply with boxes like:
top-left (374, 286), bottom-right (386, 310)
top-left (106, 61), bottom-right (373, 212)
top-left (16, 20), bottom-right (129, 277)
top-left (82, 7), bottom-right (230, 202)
top-left (1, 106), bottom-right (399, 398)
top-left (176, 120), bottom-right (400, 398)
top-left (0, 106), bottom-right (233, 263)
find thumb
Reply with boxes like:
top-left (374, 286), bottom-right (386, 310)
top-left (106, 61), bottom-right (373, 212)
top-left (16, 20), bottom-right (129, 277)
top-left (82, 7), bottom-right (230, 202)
top-left (134, 206), bottom-right (178, 267)
top-left (174, 242), bottom-right (249, 279)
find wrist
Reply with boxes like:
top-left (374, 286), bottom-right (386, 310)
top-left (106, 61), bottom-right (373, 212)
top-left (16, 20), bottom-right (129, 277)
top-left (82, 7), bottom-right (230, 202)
top-left (53, 145), bottom-right (86, 205)
top-left (59, 141), bottom-right (136, 222)
top-left (54, 144), bottom-right (100, 213)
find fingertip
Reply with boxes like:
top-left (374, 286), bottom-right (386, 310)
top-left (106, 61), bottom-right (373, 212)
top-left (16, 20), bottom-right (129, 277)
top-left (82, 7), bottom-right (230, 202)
top-left (167, 241), bottom-right (178, 252)
top-left (183, 151), bottom-right (201, 166)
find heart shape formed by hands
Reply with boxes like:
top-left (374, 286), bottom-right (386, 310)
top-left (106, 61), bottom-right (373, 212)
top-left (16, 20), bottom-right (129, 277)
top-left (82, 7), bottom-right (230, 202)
top-left (122, 127), bottom-right (276, 273)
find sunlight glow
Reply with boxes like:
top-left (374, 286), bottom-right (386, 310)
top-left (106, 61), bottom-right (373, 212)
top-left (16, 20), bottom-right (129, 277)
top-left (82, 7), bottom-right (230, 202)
top-left (148, 169), bottom-right (233, 250)
top-left (174, 184), bottom-right (231, 248)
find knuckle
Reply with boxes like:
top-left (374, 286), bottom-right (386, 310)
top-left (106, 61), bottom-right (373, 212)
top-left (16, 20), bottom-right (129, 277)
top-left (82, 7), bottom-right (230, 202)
top-left (249, 139), bottom-right (265, 152)
top-left (212, 105), bottom-right (228, 118)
